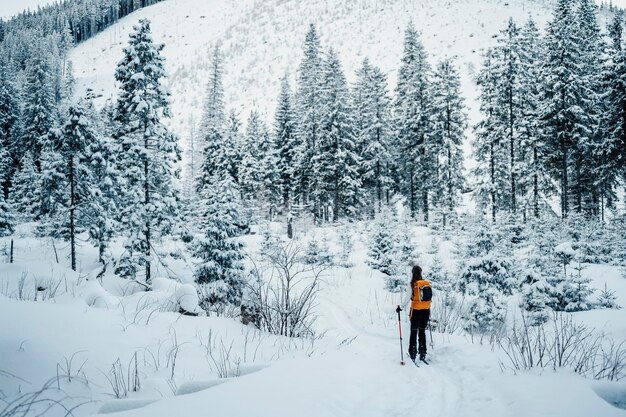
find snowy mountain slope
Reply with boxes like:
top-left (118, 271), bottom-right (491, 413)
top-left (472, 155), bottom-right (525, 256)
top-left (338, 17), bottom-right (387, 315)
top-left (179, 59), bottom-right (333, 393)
top-left (71, 0), bottom-right (561, 167)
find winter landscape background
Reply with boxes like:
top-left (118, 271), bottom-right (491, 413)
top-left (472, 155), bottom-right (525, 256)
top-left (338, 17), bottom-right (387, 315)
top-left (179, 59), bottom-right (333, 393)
top-left (1, 0), bottom-right (626, 416)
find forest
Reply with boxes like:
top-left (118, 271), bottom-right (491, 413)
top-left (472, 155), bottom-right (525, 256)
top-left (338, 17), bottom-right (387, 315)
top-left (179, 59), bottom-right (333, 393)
top-left (0, 0), bottom-right (625, 324)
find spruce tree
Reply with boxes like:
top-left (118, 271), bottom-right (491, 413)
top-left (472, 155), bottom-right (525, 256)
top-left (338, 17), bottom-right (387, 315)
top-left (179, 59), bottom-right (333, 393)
top-left (315, 48), bottom-right (361, 221)
top-left (9, 152), bottom-right (41, 221)
top-left (541, 0), bottom-right (592, 218)
top-left (0, 63), bottom-right (20, 198)
top-left (368, 207), bottom-right (402, 276)
top-left (223, 110), bottom-right (242, 183)
top-left (239, 111), bottom-right (265, 203)
top-left (295, 24), bottom-right (322, 213)
top-left (495, 19), bottom-right (522, 215)
top-left (395, 23), bottom-right (434, 221)
top-left (195, 175), bottom-right (246, 315)
top-left (198, 46), bottom-right (228, 189)
top-left (0, 186), bottom-right (13, 236)
top-left (261, 130), bottom-right (281, 220)
top-left (56, 99), bottom-right (98, 271)
top-left (516, 18), bottom-right (550, 219)
top-left (430, 58), bottom-right (466, 227)
top-left (572, 0), bottom-right (604, 217)
top-left (473, 48), bottom-right (509, 222)
top-left (274, 75), bottom-right (298, 211)
top-left (600, 11), bottom-right (626, 217)
top-left (87, 119), bottom-right (120, 265)
top-left (20, 46), bottom-right (57, 167)
top-left (113, 19), bottom-right (181, 284)
top-left (353, 58), bottom-right (393, 214)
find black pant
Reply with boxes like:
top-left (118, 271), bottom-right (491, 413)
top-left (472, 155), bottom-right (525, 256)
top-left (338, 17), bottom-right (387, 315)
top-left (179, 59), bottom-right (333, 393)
top-left (409, 308), bottom-right (430, 358)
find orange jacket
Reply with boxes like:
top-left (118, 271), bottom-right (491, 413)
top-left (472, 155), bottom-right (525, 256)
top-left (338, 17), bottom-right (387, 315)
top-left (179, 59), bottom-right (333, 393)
top-left (411, 279), bottom-right (432, 311)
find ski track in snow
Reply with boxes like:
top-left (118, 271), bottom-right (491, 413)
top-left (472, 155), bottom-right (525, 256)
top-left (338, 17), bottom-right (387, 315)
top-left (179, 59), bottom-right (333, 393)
top-left (317, 295), bottom-right (510, 417)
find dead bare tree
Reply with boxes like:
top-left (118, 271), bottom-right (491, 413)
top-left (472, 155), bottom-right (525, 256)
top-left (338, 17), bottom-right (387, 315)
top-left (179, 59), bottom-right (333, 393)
top-left (245, 241), bottom-right (325, 338)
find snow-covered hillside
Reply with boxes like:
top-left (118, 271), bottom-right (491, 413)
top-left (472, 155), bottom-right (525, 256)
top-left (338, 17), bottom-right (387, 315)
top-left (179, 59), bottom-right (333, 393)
top-left (71, 0), bottom-right (559, 160)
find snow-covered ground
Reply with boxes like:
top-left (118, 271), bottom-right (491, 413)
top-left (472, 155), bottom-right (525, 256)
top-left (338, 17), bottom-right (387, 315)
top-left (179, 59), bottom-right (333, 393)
top-left (1, 221), bottom-right (625, 417)
top-left (3, 1), bottom-right (626, 416)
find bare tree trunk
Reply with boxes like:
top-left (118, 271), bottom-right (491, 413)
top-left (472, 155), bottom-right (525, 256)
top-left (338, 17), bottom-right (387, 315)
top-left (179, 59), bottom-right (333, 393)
top-left (561, 137), bottom-right (569, 219)
top-left (509, 85), bottom-right (516, 214)
top-left (144, 134), bottom-right (151, 286)
top-left (376, 160), bottom-right (382, 211)
top-left (69, 157), bottom-right (76, 272)
top-left (490, 142), bottom-right (496, 223)
top-left (423, 190), bottom-right (429, 223)
top-left (533, 147), bottom-right (539, 218)
top-left (410, 165), bottom-right (415, 218)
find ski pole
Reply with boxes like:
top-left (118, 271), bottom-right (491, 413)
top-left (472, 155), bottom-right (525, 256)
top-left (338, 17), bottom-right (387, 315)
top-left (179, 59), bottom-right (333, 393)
top-left (396, 305), bottom-right (405, 365)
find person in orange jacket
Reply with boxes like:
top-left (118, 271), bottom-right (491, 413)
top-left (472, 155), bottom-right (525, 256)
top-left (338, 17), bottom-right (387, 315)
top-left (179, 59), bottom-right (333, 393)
top-left (397, 265), bottom-right (432, 362)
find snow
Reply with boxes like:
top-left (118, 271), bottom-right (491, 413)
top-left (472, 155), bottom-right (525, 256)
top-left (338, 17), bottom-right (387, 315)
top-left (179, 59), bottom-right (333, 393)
top-left (98, 399), bottom-right (159, 414)
top-left (555, 241), bottom-right (578, 257)
top-left (1, 222), bottom-right (626, 417)
top-left (4, 1), bottom-right (626, 414)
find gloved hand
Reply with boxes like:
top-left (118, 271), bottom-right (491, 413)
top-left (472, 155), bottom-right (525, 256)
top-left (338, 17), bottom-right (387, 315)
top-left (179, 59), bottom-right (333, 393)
top-left (395, 305), bottom-right (402, 314)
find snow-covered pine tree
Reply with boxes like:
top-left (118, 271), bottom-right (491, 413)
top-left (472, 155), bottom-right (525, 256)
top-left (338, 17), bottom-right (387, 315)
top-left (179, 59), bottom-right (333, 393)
top-left (239, 111), bottom-right (265, 203)
top-left (0, 139), bottom-right (10, 203)
top-left (338, 224), bottom-right (354, 267)
top-left (562, 260), bottom-right (594, 311)
top-left (197, 46), bottom-right (228, 190)
top-left (315, 48), bottom-right (361, 222)
top-left (224, 110), bottom-right (243, 182)
top-left (0, 184), bottom-right (13, 236)
top-left (87, 110), bottom-right (120, 265)
top-left (113, 19), bottom-right (181, 284)
top-left (9, 152), bottom-right (41, 221)
top-left (194, 174), bottom-right (246, 315)
top-left (395, 23), bottom-right (434, 221)
top-left (303, 233), bottom-right (333, 266)
top-left (597, 283), bottom-right (620, 309)
top-left (353, 58), bottom-right (394, 215)
top-left (0, 63), bottom-right (20, 198)
top-left (572, 0), bottom-right (605, 218)
top-left (516, 17), bottom-right (551, 220)
top-left (472, 48), bottom-right (510, 223)
top-left (274, 75), bottom-right (298, 211)
top-left (261, 128), bottom-right (281, 220)
top-left (430, 58), bottom-right (466, 228)
top-left (54, 99), bottom-right (99, 271)
top-left (368, 207), bottom-right (402, 276)
top-left (456, 254), bottom-right (517, 332)
top-left (492, 19), bottom-right (523, 216)
top-left (295, 24), bottom-right (323, 214)
top-left (598, 11), bottom-right (625, 219)
top-left (541, 0), bottom-right (593, 218)
top-left (20, 46), bottom-right (57, 167)
top-left (519, 251), bottom-right (554, 325)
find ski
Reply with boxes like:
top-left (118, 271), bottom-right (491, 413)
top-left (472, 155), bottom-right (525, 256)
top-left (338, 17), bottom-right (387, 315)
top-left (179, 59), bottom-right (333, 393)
top-left (419, 358), bottom-right (429, 365)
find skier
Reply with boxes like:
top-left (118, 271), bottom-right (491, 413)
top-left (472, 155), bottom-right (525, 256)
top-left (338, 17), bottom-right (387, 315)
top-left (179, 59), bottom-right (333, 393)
top-left (396, 265), bottom-right (432, 363)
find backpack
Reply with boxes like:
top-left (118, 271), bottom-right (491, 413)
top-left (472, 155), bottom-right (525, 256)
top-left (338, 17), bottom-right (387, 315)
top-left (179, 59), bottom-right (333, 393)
top-left (412, 280), bottom-right (433, 302)
top-left (419, 283), bottom-right (433, 302)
